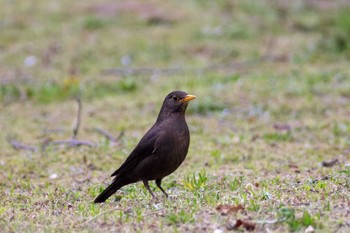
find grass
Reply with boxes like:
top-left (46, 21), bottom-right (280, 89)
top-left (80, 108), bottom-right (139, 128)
top-left (1, 0), bottom-right (350, 232)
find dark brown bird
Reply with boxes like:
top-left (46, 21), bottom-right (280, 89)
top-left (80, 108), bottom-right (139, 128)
top-left (94, 91), bottom-right (196, 203)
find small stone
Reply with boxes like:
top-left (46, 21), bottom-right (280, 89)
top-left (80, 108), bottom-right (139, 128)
top-left (213, 229), bottom-right (224, 233)
top-left (49, 173), bottom-right (58, 179)
top-left (24, 55), bottom-right (37, 67)
top-left (305, 225), bottom-right (314, 233)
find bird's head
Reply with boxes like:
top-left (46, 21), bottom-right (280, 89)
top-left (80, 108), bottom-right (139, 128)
top-left (157, 91), bottom-right (196, 121)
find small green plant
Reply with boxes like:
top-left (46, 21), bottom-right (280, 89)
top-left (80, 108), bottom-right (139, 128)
top-left (211, 149), bottom-right (222, 163)
top-left (333, 122), bottom-right (350, 137)
top-left (0, 84), bottom-right (21, 101)
top-left (182, 171), bottom-right (207, 191)
top-left (315, 180), bottom-right (327, 190)
top-left (277, 207), bottom-right (316, 232)
top-left (135, 208), bottom-right (143, 222)
top-left (302, 209), bottom-right (314, 226)
top-left (323, 200), bottom-right (331, 211)
top-left (262, 132), bottom-right (292, 142)
top-left (0, 207), bottom-right (6, 215)
top-left (247, 199), bottom-right (260, 212)
top-left (261, 189), bottom-right (272, 200)
top-left (228, 176), bottom-right (243, 191)
top-left (83, 16), bottom-right (109, 30)
top-left (167, 210), bottom-right (195, 224)
top-left (277, 207), bottom-right (300, 231)
top-left (338, 168), bottom-right (350, 175)
top-left (118, 77), bottom-right (137, 92)
top-left (318, 8), bottom-right (350, 56)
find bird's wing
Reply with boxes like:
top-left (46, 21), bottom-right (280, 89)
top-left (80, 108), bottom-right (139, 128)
top-left (111, 124), bottom-right (160, 177)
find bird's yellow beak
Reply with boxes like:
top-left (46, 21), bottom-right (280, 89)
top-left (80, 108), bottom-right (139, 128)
top-left (180, 94), bottom-right (196, 103)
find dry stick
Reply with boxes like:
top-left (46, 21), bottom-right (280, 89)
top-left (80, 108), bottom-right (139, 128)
top-left (81, 207), bottom-right (124, 225)
top-left (6, 98), bottom-right (96, 152)
top-left (91, 128), bottom-right (124, 145)
top-left (7, 138), bottom-right (38, 152)
top-left (72, 96), bottom-right (82, 139)
top-left (41, 139), bottom-right (96, 152)
top-left (42, 128), bottom-right (66, 135)
top-left (253, 219), bottom-right (279, 224)
top-left (102, 54), bottom-right (287, 76)
top-left (49, 139), bottom-right (96, 147)
top-left (93, 128), bottom-right (118, 142)
top-left (116, 130), bottom-right (124, 141)
top-left (41, 98), bottom-right (96, 151)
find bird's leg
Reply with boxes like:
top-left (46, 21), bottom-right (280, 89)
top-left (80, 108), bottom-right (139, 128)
top-left (156, 179), bottom-right (168, 198)
top-left (143, 180), bottom-right (156, 199)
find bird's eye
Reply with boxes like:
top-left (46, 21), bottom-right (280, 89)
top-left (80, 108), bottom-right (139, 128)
top-left (172, 96), bottom-right (178, 101)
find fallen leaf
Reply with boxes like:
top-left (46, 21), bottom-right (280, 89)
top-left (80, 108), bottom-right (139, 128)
top-left (321, 158), bottom-right (339, 167)
top-left (251, 134), bottom-right (260, 141)
top-left (273, 123), bottom-right (291, 131)
top-left (88, 1), bottom-right (182, 24)
top-left (228, 219), bottom-right (256, 231)
top-left (87, 163), bottom-right (97, 170)
top-left (289, 164), bottom-right (301, 173)
top-left (216, 204), bottom-right (244, 215)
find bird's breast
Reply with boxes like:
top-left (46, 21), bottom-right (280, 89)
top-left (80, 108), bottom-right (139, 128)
top-left (160, 120), bottom-right (189, 166)
top-left (132, 118), bottom-right (190, 181)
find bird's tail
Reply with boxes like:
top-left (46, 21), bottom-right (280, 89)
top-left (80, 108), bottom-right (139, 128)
top-left (94, 178), bottom-right (126, 203)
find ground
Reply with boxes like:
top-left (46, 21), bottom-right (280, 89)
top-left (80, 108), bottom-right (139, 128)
top-left (0, 0), bottom-right (350, 232)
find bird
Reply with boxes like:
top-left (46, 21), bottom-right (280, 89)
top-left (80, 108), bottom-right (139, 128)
top-left (94, 91), bottom-right (196, 203)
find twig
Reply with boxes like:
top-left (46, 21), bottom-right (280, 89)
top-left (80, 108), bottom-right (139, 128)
top-left (6, 138), bottom-right (38, 152)
top-left (116, 130), bottom-right (124, 141)
top-left (42, 128), bottom-right (66, 135)
top-left (93, 128), bottom-right (118, 142)
top-left (81, 207), bottom-right (124, 225)
top-left (102, 54), bottom-right (287, 76)
top-left (51, 139), bottom-right (95, 147)
top-left (41, 139), bottom-right (96, 151)
top-left (253, 219), bottom-right (279, 224)
top-left (47, 139), bottom-right (96, 147)
top-left (72, 97), bottom-right (82, 139)
top-left (40, 97), bottom-right (96, 151)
